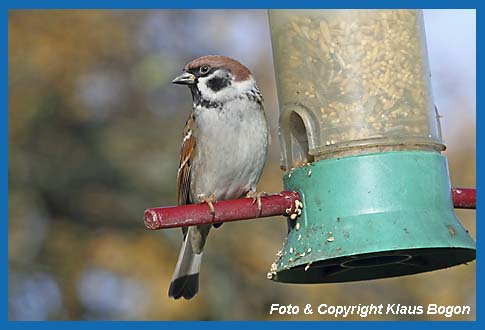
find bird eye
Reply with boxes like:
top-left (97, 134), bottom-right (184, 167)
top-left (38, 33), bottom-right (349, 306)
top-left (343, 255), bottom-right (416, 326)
top-left (200, 65), bottom-right (210, 74)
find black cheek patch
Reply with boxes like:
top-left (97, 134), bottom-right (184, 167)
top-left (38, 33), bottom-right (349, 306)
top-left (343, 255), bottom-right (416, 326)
top-left (207, 76), bottom-right (231, 92)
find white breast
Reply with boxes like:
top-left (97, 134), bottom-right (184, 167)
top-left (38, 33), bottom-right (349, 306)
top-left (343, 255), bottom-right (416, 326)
top-left (190, 98), bottom-right (268, 202)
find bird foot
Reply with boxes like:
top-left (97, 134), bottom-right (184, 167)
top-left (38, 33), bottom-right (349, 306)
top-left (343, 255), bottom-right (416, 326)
top-left (198, 194), bottom-right (217, 216)
top-left (246, 191), bottom-right (267, 216)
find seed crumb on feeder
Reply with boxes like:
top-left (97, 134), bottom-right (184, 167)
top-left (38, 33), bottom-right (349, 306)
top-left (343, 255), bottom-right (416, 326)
top-left (267, 271), bottom-right (277, 280)
top-left (290, 247), bottom-right (294, 253)
top-left (267, 261), bottom-right (278, 280)
top-left (296, 222), bottom-right (301, 230)
top-left (327, 236), bottom-right (335, 242)
top-left (297, 234), bottom-right (302, 241)
top-left (307, 248), bottom-right (312, 253)
top-left (290, 213), bottom-right (298, 220)
top-left (304, 262), bottom-right (313, 271)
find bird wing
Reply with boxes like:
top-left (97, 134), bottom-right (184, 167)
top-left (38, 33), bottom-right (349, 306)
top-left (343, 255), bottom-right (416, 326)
top-left (177, 113), bottom-right (196, 206)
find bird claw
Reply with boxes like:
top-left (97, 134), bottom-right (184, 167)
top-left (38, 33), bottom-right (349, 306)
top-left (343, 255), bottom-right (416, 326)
top-left (198, 194), bottom-right (217, 216)
top-left (246, 191), bottom-right (267, 216)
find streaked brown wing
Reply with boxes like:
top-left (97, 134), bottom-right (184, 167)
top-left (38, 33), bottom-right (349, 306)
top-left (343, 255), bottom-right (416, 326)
top-left (177, 114), bottom-right (196, 206)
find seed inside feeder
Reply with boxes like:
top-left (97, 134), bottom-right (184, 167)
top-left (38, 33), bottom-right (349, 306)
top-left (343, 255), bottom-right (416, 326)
top-left (270, 9), bottom-right (444, 167)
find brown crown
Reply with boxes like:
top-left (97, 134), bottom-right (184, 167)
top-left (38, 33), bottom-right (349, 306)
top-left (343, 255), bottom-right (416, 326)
top-left (185, 55), bottom-right (252, 82)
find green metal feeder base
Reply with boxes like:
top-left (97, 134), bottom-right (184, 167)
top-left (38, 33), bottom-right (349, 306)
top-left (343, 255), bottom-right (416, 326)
top-left (273, 150), bottom-right (475, 283)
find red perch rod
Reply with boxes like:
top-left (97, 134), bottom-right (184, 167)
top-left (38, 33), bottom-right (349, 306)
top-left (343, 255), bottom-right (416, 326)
top-left (452, 187), bottom-right (476, 209)
top-left (144, 191), bottom-right (302, 230)
top-left (144, 188), bottom-right (475, 230)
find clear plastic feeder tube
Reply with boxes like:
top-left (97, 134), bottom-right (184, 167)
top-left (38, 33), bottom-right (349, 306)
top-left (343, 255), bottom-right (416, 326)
top-left (269, 10), bottom-right (445, 169)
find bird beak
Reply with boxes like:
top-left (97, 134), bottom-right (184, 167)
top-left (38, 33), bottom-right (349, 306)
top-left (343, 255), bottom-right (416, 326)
top-left (171, 72), bottom-right (196, 85)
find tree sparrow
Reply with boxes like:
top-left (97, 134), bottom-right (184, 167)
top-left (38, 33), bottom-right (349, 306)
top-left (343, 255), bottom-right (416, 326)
top-left (168, 55), bottom-right (269, 299)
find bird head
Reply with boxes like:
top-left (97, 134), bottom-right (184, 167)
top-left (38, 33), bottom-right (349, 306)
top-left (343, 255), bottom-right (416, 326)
top-left (172, 55), bottom-right (259, 105)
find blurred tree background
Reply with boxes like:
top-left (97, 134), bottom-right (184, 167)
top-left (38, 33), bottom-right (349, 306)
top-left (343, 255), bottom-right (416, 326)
top-left (8, 10), bottom-right (475, 320)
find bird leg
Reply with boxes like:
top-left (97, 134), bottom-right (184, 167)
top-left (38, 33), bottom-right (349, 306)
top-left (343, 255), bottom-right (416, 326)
top-left (198, 194), bottom-right (217, 216)
top-left (246, 191), bottom-right (267, 216)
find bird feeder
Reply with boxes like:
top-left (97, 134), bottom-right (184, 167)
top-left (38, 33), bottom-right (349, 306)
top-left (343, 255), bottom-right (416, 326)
top-left (267, 9), bottom-right (475, 283)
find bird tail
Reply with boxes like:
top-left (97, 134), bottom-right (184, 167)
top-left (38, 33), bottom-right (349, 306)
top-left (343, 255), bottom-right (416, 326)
top-left (168, 227), bottom-right (203, 300)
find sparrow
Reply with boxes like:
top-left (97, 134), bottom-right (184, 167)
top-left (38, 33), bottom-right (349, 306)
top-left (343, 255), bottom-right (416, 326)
top-left (168, 55), bottom-right (269, 299)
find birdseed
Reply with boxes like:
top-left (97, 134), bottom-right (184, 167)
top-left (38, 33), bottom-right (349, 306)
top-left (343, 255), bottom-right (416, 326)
top-left (270, 10), bottom-right (442, 156)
